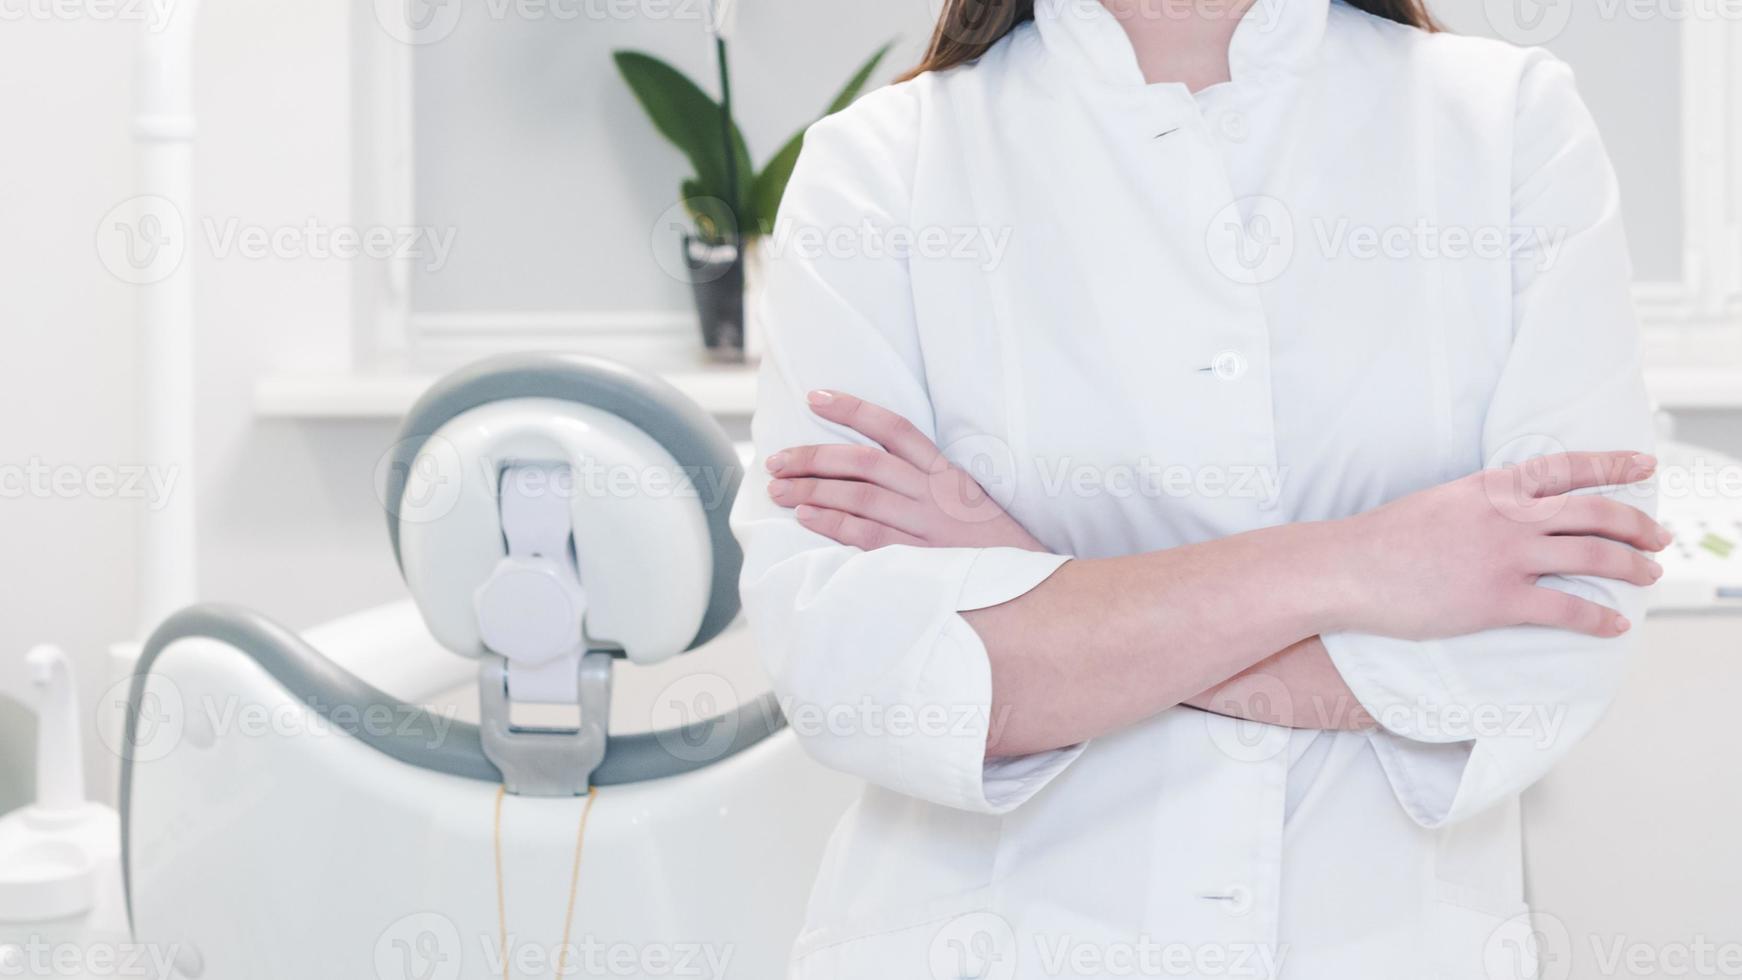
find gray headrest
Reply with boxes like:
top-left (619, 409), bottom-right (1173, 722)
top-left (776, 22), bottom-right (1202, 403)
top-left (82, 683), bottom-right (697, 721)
top-left (380, 353), bottom-right (744, 651)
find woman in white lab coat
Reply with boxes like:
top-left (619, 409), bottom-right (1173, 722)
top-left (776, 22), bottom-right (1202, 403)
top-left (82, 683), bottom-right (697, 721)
top-left (729, 0), bottom-right (1669, 976)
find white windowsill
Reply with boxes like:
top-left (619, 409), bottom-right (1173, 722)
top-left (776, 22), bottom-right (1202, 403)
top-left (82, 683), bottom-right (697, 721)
top-left (254, 363), bottom-right (760, 420)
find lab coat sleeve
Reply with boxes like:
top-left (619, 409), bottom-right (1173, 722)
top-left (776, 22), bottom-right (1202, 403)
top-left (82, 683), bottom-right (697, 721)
top-left (1319, 55), bottom-right (1656, 829)
top-left (731, 92), bottom-right (1083, 815)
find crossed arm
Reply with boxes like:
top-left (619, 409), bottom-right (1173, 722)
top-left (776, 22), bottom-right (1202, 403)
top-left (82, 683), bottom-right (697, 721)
top-left (738, 57), bottom-right (1661, 818)
top-left (763, 390), bottom-right (1665, 757)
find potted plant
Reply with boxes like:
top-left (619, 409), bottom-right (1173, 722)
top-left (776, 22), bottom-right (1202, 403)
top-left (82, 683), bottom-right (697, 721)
top-left (615, 14), bottom-right (892, 363)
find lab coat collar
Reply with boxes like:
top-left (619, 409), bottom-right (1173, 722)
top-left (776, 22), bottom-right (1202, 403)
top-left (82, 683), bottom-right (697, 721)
top-left (1033, 0), bottom-right (1331, 89)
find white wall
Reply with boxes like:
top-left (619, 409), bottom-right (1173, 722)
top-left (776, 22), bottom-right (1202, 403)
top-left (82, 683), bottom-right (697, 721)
top-left (190, 0), bottom-right (410, 630)
top-left (0, 13), bottom-right (143, 798)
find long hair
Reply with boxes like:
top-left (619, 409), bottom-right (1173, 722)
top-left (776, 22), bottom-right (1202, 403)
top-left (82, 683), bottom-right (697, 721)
top-left (897, 0), bottom-right (1439, 81)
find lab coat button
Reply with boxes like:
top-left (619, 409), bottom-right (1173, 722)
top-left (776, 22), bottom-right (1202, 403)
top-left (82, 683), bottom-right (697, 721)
top-left (1212, 350), bottom-right (1247, 381)
top-left (1224, 885), bottom-right (1254, 916)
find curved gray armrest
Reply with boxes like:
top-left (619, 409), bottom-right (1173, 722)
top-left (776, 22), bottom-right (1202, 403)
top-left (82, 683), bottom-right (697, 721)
top-left (120, 603), bottom-right (785, 929)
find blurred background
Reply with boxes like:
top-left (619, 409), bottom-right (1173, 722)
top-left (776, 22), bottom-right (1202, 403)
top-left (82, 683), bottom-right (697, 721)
top-left (0, 0), bottom-right (1738, 969)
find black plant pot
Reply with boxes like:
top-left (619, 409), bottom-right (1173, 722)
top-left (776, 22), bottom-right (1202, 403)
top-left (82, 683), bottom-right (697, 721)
top-left (682, 234), bottom-right (746, 364)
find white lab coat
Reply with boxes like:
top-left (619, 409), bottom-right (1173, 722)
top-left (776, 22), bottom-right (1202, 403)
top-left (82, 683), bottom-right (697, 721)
top-left (730, 0), bottom-right (1656, 976)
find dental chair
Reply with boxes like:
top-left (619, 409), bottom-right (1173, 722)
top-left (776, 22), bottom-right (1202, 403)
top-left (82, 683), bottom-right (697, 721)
top-left (118, 355), bottom-right (859, 980)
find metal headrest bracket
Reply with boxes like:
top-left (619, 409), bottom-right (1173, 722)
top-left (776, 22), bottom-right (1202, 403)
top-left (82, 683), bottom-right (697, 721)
top-left (478, 651), bottom-right (612, 797)
top-left (473, 462), bottom-right (615, 796)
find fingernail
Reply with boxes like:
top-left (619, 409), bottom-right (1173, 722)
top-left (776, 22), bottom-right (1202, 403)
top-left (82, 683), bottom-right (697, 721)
top-left (795, 504), bottom-right (820, 521)
top-left (767, 479), bottom-right (791, 500)
top-left (765, 451), bottom-right (788, 474)
top-left (807, 390), bottom-right (835, 407)
top-left (1647, 559), bottom-right (1663, 580)
top-left (1658, 527), bottom-right (1675, 548)
top-left (1630, 453), bottom-right (1657, 477)
top-left (1614, 615), bottom-right (1632, 634)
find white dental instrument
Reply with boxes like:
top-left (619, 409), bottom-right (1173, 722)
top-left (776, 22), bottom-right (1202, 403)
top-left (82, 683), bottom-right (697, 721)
top-left (0, 647), bottom-right (120, 925)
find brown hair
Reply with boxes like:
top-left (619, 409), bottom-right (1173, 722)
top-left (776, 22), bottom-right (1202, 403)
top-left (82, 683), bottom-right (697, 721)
top-left (898, 0), bottom-right (1439, 81)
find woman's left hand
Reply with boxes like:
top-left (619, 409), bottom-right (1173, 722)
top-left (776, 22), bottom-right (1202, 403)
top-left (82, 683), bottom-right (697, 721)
top-left (765, 389), bottom-right (1047, 553)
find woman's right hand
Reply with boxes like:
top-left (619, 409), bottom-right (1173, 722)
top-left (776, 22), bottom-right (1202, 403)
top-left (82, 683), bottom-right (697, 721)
top-left (1334, 451), bottom-right (1669, 640)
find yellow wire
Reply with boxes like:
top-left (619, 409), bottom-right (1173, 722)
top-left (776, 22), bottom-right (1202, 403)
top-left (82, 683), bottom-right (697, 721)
top-left (556, 786), bottom-right (599, 977)
top-left (494, 786), bottom-right (509, 980)
top-left (494, 783), bottom-right (599, 980)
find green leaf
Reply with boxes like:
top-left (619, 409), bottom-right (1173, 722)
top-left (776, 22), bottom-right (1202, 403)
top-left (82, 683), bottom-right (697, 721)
top-left (747, 132), bottom-right (804, 237)
top-left (745, 41), bottom-right (896, 235)
top-left (826, 40), bottom-right (894, 116)
top-left (614, 50), bottom-right (752, 220)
